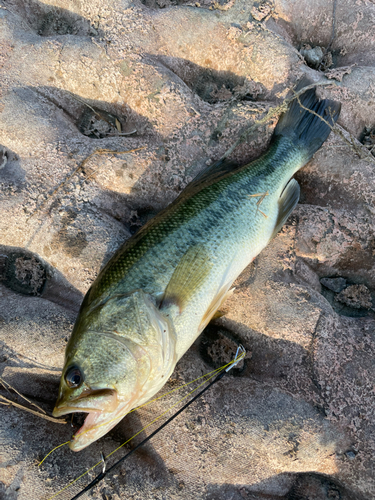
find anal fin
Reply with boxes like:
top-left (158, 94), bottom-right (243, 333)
top-left (271, 178), bottom-right (300, 240)
top-left (198, 285), bottom-right (234, 333)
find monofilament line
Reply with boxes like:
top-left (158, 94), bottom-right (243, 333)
top-left (69, 347), bottom-right (245, 500)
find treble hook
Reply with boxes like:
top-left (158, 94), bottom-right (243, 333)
top-left (225, 345), bottom-right (246, 372)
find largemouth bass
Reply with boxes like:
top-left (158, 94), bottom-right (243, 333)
top-left (53, 80), bottom-right (340, 451)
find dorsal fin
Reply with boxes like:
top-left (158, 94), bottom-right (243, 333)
top-left (271, 178), bottom-right (300, 240)
top-left (160, 245), bottom-right (212, 313)
top-left (186, 158), bottom-right (240, 193)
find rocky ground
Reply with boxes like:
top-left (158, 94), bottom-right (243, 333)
top-left (1, 0), bottom-right (375, 499)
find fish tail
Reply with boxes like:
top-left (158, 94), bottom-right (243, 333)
top-left (273, 77), bottom-right (341, 159)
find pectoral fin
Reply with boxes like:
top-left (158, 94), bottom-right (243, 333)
top-left (271, 178), bottom-right (300, 240)
top-left (161, 245), bottom-right (212, 313)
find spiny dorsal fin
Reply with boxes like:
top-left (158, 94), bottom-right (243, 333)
top-left (271, 178), bottom-right (300, 240)
top-left (161, 245), bottom-right (212, 313)
top-left (187, 158), bottom-right (240, 193)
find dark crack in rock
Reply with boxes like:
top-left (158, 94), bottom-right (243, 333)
top-left (300, 45), bottom-right (324, 68)
top-left (320, 277), bottom-right (347, 293)
top-left (78, 107), bottom-right (124, 139)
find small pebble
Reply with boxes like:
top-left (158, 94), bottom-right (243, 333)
top-left (300, 46), bottom-right (324, 68)
top-left (336, 284), bottom-right (372, 310)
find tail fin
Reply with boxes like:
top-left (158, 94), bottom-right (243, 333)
top-left (274, 78), bottom-right (341, 159)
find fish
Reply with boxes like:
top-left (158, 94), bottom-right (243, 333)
top-left (53, 79), bottom-right (340, 451)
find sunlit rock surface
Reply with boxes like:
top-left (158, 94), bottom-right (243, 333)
top-left (1, 0), bottom-right (375, 499)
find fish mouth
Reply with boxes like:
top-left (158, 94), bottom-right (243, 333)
top-left (71, 410), bottom-right (104, 440)
top-left (53, 388), bottom-right (118, 416)
top-left (70, 403), bottom-right (132, 451)
top-left (53, 393), bottom-right (132, 452)
top-left (56, 408), bottom-right (112, 451)
top-left (52, 405), bottom-right (102, 441)
top-left (53, 388), bottom-right (123, 451)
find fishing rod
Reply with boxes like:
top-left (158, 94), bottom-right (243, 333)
top-left (69, 346), bottom-right (245, 500)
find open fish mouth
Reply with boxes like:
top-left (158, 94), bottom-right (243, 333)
top-left (52, 406), bottom-right (103, 438)
top-left (53, 408), bottom-right (102, 437)
top-left (52, 388), bottom-right (124, 450)
top-left (73, 411), bottom-right (96, 437)
top-left (53, 396), bottom-right (134, 451)
top-left (70, 410), bottom-right (109, 443)
top-left (53, 406), bottom-right (119, 451)
top-left (52, 388), bottom-right (118, 416)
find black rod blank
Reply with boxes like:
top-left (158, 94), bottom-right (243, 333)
top-left (70, 369), bottom-right (227, 500)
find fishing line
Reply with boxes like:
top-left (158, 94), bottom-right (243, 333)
top-left (128, 364), bottom-right (226, 413)
top-left (72, 364), bottom-right (228, 438)
top-left (46, 368), bottom-right (223, 500)
top-left (69, 347), bottom-right (245, 500)
top-left (39, 442), bottom-right (70, 466)
top-left (39, 364), bottom-right (226, 466)
top-left (46, 347), bottom-right (245, 500)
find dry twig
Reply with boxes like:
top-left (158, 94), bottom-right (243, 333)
top-left (248, 191), bottom-right (269, 218)
top-left (0, 395), bottom-right (66, 424)
top-left (0, 377), bottom-right (46, 414)
top-left (220, 81), bottom-right (337, 161)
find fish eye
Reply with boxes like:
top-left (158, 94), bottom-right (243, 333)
top-left (65, 366), bottom-right (83, 388)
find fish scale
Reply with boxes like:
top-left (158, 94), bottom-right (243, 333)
top-left (89, 140), bottom-right (288, 302)
top-left (53, 80), bottom-right (341, 451)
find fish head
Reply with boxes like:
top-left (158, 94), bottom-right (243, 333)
top-left (53, 290), bottom-right (177, 451)
top-left (53, 330), bottom-right (140, 451)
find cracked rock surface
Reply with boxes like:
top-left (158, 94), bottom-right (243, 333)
top-left (1, 0), bottom-right (375, 499)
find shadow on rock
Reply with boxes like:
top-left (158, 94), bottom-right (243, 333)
top-left (0, 361), bottom-right (61, 409)
top-left (196, 318), bottom-right (318, 392)
top-left (147, 54), bottom-right (265, 104)
top-left (0, 245), bottom-right (83, 312)
top-left (21, 86), bottom-right (160, 140)
top-left (3, 0), bottom-right (101, 37)
top-left (106, 410), bottom-right (181, 491)
top-left (204, 472), bottom-right (370, 499)
top-left (12, 86), bottom-right (167, 272)
top-left (0, 144), bottom-right (25, 188)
